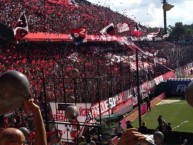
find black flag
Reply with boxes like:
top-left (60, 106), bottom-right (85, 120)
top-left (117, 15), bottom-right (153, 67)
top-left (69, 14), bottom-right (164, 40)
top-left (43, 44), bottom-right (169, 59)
top-left (0, 22), bottom-right (15, 42)
top-left (13, 12), bottom-right (29, 40)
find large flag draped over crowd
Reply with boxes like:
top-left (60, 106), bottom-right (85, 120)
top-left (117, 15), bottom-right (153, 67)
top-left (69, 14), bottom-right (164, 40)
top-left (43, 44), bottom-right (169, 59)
top-left (0, 6), bottom-right (170, 69)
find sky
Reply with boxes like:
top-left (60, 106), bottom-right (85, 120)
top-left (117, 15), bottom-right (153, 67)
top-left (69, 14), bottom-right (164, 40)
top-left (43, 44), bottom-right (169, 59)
top-left (89, 0), bottom-right (193, 28)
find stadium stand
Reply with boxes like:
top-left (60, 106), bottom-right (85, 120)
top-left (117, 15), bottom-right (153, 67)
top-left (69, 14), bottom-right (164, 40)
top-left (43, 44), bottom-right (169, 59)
top-left (1, 0), bottom-right (193, 144)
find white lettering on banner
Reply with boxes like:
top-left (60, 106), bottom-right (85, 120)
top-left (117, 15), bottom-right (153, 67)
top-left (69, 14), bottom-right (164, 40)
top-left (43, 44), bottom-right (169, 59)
top-left (154, 77), bottom-right (158, 85)
top-left (154, 75), bottom-right (164, 85)
top-left (101, 35), bottom-right (106, 41)
top-left (159, 75), bottom-right (164, 82)
top-left (108, 97), bottom-right (116, 108)
top-left (92, 104), bottom-right (99, 117)
top-left (96, 35), bottom-right (100, 40)
top-left (100, 101), bottom-right (105, 113)
top-left (176, 85), bottom-right (187, 92)
top-left (79, 107), bottom-right (90, 116)
top-left (53, 109), bottom-right (67, 121)
top-left (90, 35), bottom-right (95, 41)
top-left (90, 91), bottom-right (128, 118)
top-left (101, 100), bottom-right (110, 114)
top-left (126, 90), bottom-right (132, 99)
top-left (148, 81), bottom-right (152, 89)
top-left (115, 95), bottom-right (121, 104)
top-left (106, 36), bottom-right (112, 41)
top-left (112, 36), bottom-right (117, 40)
top-left (115, 96), bottom-right (120, 104)
top-left (79, 28), bottom-right (86, 36)
top-left (150, 80), bottom-right (156, 89)
top-left (104, 100), bottom-right (109, 111)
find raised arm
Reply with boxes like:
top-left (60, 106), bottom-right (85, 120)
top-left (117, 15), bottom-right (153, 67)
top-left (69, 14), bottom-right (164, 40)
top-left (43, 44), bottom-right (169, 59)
top-left (24, 99), bottom-right (47, 145)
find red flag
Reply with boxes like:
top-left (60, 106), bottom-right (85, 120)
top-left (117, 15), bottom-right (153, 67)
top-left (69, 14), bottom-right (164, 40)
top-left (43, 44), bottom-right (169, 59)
top-left (13, 12), bottom-right (29, 40)
top-left (70, 27), bottom-right (87, 45)
top-left (70, 27), bottom-right (86, 38)
top-left (130, 23), bottom-right (142, 37)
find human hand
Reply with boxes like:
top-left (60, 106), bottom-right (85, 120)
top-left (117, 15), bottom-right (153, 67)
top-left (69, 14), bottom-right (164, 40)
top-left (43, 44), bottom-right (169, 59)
top-left (23, 99), bottom-right (40, 115)
top-left (117, 128), bottom-right (147, 145)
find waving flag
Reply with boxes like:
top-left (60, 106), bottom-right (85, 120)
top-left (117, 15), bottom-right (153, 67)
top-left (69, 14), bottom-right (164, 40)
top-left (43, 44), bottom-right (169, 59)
top-left (13, 12), bottom-right (29, 40)
top-left (162, 33), bottom-right (170, 39)
top-left (117, 23), bottom-right (130, 33)
top-left (100, 23), bottom-right (115, 35)
top-left (70, 27), bottom-right (87, 45)
top-left (146, 28), bottom-right (160, 38)
top-left (130, 23), bottom-right (142, 37)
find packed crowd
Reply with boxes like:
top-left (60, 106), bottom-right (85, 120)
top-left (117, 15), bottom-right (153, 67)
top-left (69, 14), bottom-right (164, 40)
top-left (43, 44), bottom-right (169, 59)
top-left (0, 0), bottom-right (138, 36)
top-left (0, 41), bottom-right (187, 104)
top-left (0, 0), bottom-right (192, 144)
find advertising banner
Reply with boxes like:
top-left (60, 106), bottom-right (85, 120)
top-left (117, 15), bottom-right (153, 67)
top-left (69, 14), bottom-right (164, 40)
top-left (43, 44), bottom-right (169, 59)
top-left (49, 103), bottom-right (91, 142)
top-left (165, 78), bottom-right (193, 97)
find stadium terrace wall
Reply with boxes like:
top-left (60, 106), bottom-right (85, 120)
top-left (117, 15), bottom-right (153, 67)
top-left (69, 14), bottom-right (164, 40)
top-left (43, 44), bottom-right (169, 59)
top-left (46, 70), bottom-right (174, 143)
top-left (82, 70), bottom-right (174, 129)
top-left (120, 93), bottom-right (165, 129)
top-left (89, 70), bottom-right (175, 119)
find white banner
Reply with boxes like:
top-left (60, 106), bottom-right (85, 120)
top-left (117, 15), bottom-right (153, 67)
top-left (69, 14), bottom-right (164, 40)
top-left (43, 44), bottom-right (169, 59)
top-left (117, 23), bottom-right (130, 33)
top-left (49, 103), bottom-right (91, 142)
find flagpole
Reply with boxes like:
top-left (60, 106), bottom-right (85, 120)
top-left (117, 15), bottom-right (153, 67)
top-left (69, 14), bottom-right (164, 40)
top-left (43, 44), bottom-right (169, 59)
top-left (136, 46), bottom-right (142, 129)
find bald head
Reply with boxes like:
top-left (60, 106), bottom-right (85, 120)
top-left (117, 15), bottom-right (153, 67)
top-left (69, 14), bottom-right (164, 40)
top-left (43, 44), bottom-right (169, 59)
top-left (0, 128), bottom-right (25, 145)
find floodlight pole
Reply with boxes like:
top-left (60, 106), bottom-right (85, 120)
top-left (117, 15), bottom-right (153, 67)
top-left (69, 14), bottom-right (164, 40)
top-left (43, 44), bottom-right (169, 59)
top-left (163, 0), bottom-right (167, 34)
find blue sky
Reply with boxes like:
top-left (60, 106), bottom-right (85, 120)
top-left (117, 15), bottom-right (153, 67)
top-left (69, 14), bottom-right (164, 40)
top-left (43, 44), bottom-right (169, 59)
top-left (89, 0), bottom-right (193, 27)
